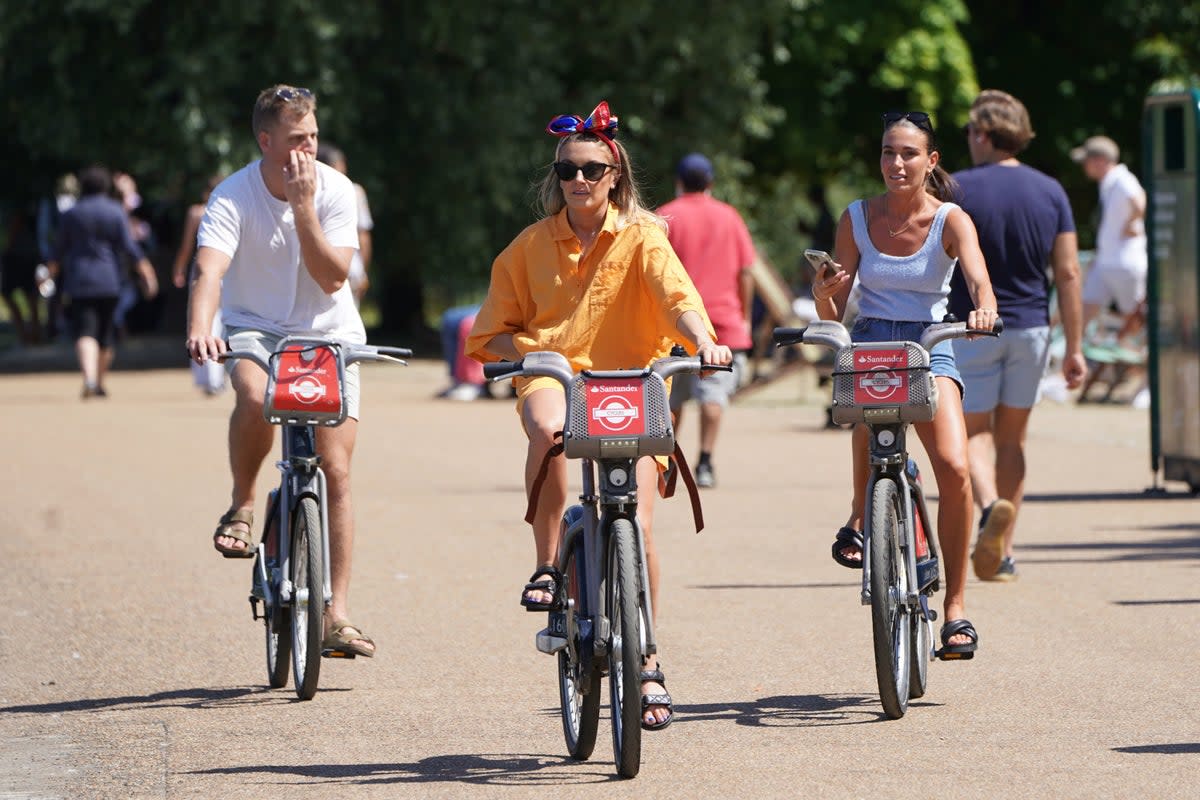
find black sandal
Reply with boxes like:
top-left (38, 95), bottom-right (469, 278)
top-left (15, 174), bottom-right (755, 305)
top-left (519, 565), bottom-right (562, 612)
top-left (640, 664), bottom-right (674, 731)
top-left (831, 526), bottom-right (864, 569)
top-left (936, 618), bottom-right (979, 660)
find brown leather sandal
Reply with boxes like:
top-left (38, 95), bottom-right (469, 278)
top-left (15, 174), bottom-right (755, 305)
top-left (212, 508), bottom-right (256, 558)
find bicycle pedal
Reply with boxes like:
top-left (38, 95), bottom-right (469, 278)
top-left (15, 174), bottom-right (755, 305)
top-left (248, 596), bottom-right (263, 622)
top-left (536, 627), bottom-right (567, 655)
top-left (321, 648), bottom-right (356, 659)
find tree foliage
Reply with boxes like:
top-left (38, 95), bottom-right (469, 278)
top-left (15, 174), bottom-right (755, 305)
top-left (4, 1), bottom-right (1200, 330)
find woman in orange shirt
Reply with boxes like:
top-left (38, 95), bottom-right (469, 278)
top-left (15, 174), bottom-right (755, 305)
top-left (467, 102), bottom-right (732, 730)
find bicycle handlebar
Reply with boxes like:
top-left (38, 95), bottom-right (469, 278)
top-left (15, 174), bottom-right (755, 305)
top-left (773, 318), bottom-right (1003, 353)
top-left (483, 350), bottom-right (733, 389)
top-left (217, 339), bottom-right (412, 372)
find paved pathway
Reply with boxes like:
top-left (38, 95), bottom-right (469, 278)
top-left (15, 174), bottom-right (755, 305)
top-left (1, 362), bottom-right (1197, 798)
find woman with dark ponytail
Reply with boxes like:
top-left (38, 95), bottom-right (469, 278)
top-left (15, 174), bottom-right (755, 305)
top-left (809, 111), bottom-right (998, 660)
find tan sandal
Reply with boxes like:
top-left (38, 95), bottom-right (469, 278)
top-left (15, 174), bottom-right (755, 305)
top-left (321, 619), bottom-right (376, 659)
top-left (213, 508), bottom-right (256, 558)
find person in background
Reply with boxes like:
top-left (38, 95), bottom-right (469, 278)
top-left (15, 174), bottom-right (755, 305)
top-left (948, 90), bottom-right (1087, 582)
top-left (1071, 135), bottom-right (1147, 340)
top-left (172, 175), bottom-right (226, 396)
top-left (1, 207), bottom-right (44, 345)
top-left (657, 152), bottom-right (756, 488)
top-left (317, 144), bottom-right (373, 307)
top-left (43, 165), bottom-right (158, 398)
top-left (36, 173), bottom-right (79, 341)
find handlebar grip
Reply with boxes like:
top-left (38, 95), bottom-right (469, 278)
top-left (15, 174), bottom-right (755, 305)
top-left (703, 363), bottom-right (735, 372)
top-left (483, 360), bottom-right (522, 380)
top-left (772, 327), bottom-right (807, 346)
top-left (992, 318), bottom-right (1005, 335)
top-left (375, 346), bottom-right (414, 358)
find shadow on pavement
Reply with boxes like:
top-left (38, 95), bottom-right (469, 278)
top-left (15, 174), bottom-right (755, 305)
top-left (1112, 598), bottom-right (1200, 606)
top-left (688, 582), bottom-right (858, 591)
top-left (0, 686), bottom-right (332, 715)
top-left (1018, 534), bottom-right (1200, 565)
top-left (1022, 490), bottom-right (1197, 503)
top-left (188, 753), bottom-right (619, 786)
top-left (673, 693), bottom-right (918, 727)
top-left (1112, 743), bottom-right (1200, 755)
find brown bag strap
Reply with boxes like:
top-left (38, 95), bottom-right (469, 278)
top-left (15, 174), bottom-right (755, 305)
top-left (668, 443), bottom-right (705, 534)
top-left (524, 432), bottom-right (565, 525)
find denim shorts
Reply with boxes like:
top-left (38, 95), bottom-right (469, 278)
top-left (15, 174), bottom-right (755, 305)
top-left (850, 317), bottom-right (963, 395)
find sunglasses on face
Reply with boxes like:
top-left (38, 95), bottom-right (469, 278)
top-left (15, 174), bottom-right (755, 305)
top-left (275, 87), bottom-right (314, 102)
top-left (882, 111), bottom-right (934, 134)
top-left (552, 161), bottom-right (617, 181)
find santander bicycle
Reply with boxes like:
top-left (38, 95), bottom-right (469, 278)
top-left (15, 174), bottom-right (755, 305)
top-left (774, 316), bottom-right (1001, 718)
top-left (484, 348), bottom-right (728, 778)
top-left (221, 336), bottom-right (410, 700)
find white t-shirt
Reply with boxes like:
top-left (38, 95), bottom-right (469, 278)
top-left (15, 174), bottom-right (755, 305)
top-left (198, 159), bottom-right (366, 342)
top-left (1094, 163), bottom-right (1147, 272)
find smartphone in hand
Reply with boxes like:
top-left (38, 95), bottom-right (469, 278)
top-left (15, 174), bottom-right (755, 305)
top-left (804, 249), bottom-right (843, 277)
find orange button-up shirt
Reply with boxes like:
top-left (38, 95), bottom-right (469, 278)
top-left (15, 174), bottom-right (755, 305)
top-left (466, 205), bottom-right (714, 379)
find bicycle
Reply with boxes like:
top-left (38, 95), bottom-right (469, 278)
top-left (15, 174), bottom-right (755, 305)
top-left (774, 317), bottom-right (1000, 719)
top-left (221, 336), bottom-right (410, 700)
top-left (484, 349), bottom-right (728, 778)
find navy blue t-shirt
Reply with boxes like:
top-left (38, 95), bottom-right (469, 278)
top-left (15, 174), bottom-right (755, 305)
top-left (947, 162), bottom-right (1075, 329)
top-left (53, 194), bottom-right (144, 299)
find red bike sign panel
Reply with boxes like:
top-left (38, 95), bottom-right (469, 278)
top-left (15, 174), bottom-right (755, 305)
top-left (271, 345), bottom-right (342, 415)
top-left (854, 349), bottom-right (909, 404)
top-left (585, 379), bottom-right (646, 437)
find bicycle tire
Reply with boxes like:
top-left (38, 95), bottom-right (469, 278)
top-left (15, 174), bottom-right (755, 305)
top-left (290, 496), bottom-right (324, 700)
top-left (260, 493), bottom-right (291, 689)
top-left (870, 477), bottom-right (911, 719)
top-left (909, 604), bottom-right (931, 699)
top-left (607, 518), bottom-right (643, 778)
top-left (557, 535), bottom-right (600, 760)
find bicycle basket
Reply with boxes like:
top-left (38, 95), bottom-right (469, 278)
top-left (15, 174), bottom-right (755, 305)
top-left (263, 339), bottom-right (347, 426)
top-left (563, 371), bottom-right (674, 459)
top-left (830, 342), bottom-right (938, 425)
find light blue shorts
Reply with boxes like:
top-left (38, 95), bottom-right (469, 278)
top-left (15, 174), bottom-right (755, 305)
top-left (669, 352), bottom-right (747, 410)
top-left (226, 329), bottom-right (362, 420)
top-left (850, 317), bottom-right (963, 395)
top-left (952, 325), bottom-right (1051, 413)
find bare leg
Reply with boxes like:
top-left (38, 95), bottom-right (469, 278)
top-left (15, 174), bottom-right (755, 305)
top-left (833, 424), bottom-right (870, 564)
top-left (215, 362), bottom-right (274, 553)
top-left (914, 378), bottom-right (973, 646)
top-left (991, 405), bottom-right (1033, 556)
top-left (317, 419), bottom-right (371, 653)
top-left (698, 402), bottom-right (721, 454)
top-left (98, 346), bottom-right (114, 390)
top-left (520, 388), bottom-right (568, 604)
top-left (75, 336), bottom-right (100, 388)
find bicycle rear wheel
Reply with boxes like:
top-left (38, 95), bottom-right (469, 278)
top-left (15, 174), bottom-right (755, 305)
top-left (261, 493), bottom-right (290, 689)
top-left (869, 477), bottom-right (912, 719)
top-left (607, 518), bottom-right (643, 778)
top-left (290, 496), bottom-right (324, 700)
top-left (558, 536), bottom-right (600, 760)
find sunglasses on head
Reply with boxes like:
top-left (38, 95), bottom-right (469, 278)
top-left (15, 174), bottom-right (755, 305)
top-left (882, 111), bottom-right (933, 132)
top-left (552, 161), bottom-right (617, 181)
top-left (275, 87), bottom-right (314, 102)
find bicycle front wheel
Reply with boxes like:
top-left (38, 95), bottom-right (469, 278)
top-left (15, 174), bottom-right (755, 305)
top-left (607, 518), bottom-right (643, 779)
top-left (869, 477), bottom-right (912, 719)
top-left (290, 496), bottom-right (324, 700)
top-left (558, 536), bottom-right (600, 760)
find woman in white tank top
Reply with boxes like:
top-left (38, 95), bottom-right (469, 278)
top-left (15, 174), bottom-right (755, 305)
top-left (810, 111), bottom-right (999, 659)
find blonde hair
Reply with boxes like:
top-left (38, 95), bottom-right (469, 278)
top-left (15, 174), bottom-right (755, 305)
top-left (969, 89), bottom-right (1035, 154)
top-left (252, 84), bottom-right (317, 137)
top-left (537, 132), bottom-right (666, 231)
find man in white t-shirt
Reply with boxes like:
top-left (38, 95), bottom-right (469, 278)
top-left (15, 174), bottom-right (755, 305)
top-left (186, 85), bottom-right (376, 659)
top-left (1071, 135), bottom-right (1148, 334)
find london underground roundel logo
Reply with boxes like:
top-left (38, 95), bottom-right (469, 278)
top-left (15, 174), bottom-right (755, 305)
top-left (592, 393), bottom-right (639, 432)
top-left (289, 376), bottom-right (328, 404)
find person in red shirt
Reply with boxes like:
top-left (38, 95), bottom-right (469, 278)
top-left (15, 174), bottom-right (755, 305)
top-left (658, 153), bottom-right (756, 488)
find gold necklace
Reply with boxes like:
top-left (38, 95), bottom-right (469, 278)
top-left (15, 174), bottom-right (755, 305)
top-left (884, 196), bottom-right (918, 238)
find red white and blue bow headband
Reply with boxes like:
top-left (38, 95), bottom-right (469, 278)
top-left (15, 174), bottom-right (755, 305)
top-left (547, 101), bottom-right (620, 161)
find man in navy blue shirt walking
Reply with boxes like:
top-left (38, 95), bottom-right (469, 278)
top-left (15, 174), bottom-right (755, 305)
top-left (43, 165), bottom-right (158, 398)
top-left (948, 90), bottom-right (1087, 581)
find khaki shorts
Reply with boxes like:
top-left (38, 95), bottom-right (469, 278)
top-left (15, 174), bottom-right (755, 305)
top-left (226, 329), bottom-right (362, 420)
